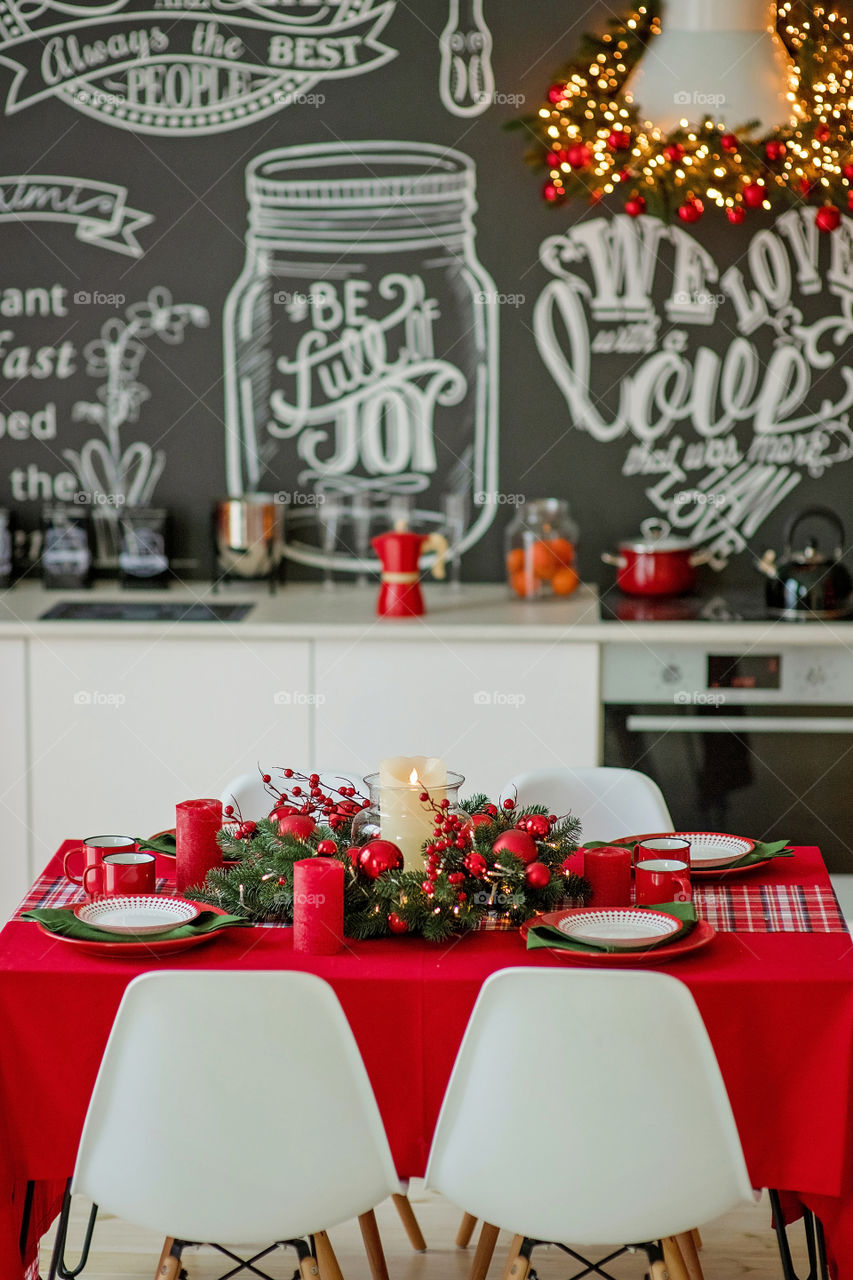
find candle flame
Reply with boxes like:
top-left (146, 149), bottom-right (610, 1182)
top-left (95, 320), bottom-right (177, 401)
top-left (409, 768), bottom-right (420, 785)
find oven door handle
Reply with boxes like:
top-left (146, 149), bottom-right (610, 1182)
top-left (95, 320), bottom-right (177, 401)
top-left (626, 715), bottom-right (853, 734)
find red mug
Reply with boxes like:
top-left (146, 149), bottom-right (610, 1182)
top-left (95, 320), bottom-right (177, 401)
top-left (65, 836), bottom-right (138, 897)
top-left (84, 851), bottom-right (155, 897)
top-left (635, 858), bottom-right (692, 905)
top-left (634, 836), bottom-right (691, 866)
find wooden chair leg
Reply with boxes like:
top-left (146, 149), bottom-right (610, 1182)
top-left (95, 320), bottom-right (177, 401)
top-left (662, 1236), bottom-right (690, 1280)
top-left (314, 1231), bottom-right (345, 1280)
top-left (674, 1231), bottom-right (705, 1280)
top-left (501, 1235), bottom-right (527, 1280)
top-left (155, 1239), bottom-right (176, 1279)
top-left (358, 1209), bottom-right (391, 1280)
top-left (456, 1212), bottom-right (478, 1248)
top-left (691, 1228), bottom-right (702, 1249)
top-left (392, 1191), bottom-right (427, 1250)
top-left (469, 1221), bottom-right (500, 1280)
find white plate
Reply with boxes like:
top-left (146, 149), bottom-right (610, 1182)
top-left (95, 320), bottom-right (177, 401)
top-left (74, 895), bottom-right (201, 935)
top-left (628, 831), bottom-right (756, 869)
top-left (557, 908), bottom-right (681, 950)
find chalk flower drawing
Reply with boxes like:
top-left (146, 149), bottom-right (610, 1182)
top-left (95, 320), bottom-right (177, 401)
top-left (439, 0), bottom-right (493, 117)
top-left (533, 210), bottom-right (853, 566)
top-left (65, 286), bottom-right (208, 560)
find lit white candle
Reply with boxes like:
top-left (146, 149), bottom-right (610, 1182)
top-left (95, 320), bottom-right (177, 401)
top-left (379, 756), bottom-right (447, 871)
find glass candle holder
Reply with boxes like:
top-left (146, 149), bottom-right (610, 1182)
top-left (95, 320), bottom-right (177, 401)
top-left (352, 770), bottom-right (471, 872)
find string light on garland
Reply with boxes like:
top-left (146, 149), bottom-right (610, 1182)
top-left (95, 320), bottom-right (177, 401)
top-left (521, 0), bottom-right (853, 229)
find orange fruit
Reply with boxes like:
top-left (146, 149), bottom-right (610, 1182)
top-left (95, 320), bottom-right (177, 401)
top-left (530, 539), bottom-right (557, 580)
top-left (552, 566), bottom-right (580, 596)
top-left (506, 548), bottom-right (524, 574)
top-left (548, 537), bottom-right (575, 566)
top-left (510, 569), bottom-right (537, 599)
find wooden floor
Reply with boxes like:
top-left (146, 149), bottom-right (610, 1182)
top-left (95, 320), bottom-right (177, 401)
top-left (40, 1182), bottom-right (807, 1278)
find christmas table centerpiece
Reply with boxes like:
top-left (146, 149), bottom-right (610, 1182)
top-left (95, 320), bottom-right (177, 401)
top-left (186, 766), bottom-right (591, 940)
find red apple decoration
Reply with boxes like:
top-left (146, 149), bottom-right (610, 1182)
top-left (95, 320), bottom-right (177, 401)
top-left (358, 839), bottom-right (403, 880)
top-left (273, 810), bottom-right (316, 840)
top-left (743, 182), bottom-right (765, 209)
top-left (816, 204), bottom-right (841, 233)
top-left (492, 828), bottom-right (538, 865)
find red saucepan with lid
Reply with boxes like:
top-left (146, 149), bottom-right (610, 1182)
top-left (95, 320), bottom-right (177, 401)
top-left (601, 518), bottom-right (716, 597)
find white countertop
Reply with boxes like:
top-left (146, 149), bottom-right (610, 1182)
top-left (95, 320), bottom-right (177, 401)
top-left (3, 579), bottom-right (853, 645)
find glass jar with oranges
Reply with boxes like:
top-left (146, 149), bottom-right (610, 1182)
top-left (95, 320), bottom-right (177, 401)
top-left (505, 498), bottom-right (579, 599)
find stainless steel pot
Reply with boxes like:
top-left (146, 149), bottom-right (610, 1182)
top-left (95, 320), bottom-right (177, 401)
top-left (214, 495), bottom-right (283, 580)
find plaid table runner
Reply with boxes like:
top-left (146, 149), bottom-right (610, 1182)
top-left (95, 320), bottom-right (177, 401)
top-left (15, 870), bottom-right (850, 935)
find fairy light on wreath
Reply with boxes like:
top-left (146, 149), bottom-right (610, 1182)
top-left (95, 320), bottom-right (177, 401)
top-left (523, 0), bottom-right (853, 230)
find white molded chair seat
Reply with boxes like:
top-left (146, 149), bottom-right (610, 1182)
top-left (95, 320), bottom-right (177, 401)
top-left (67, 971), bottom-right (401, 1246)
top-left (503, 767), bottom-right (673, 843)
top-left (426, 968), bottom-right (757, 1248)
top-left (220, 769), bottom-right (366, 823)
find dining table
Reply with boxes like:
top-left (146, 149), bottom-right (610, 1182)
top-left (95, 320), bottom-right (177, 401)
top-left (2, 840), bottom-right (853, 1280)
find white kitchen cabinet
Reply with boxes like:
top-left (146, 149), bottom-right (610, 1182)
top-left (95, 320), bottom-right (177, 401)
top-left (314, 639), bottom-right (600, 796)
top-left (0, 641), bottom-right (29, 921)
top-left (28, 638), bottom-right (311, 868)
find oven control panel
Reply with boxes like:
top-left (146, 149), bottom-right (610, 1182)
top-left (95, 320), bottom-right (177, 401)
top-left (602, 645), bottom-right (853, 705)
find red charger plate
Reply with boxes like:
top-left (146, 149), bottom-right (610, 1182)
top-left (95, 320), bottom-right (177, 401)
top-left (35, 904), bottom-right (233, 959)
top-left (612, 831), bottom-right (775, 879)
top-left (521, 910), bottom-right (716, 966)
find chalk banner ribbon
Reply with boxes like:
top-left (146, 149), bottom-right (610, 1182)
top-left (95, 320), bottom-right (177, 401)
top-left (0, 176), bottom-right (152, 257)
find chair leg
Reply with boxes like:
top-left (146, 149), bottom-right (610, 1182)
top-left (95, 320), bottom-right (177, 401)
top-left (392, 1192), bottom-right (427, 1250)
top-left (469, 1221), bottom-right (500, 1280)
top-left (358, 1209), bottom-right (391, 1280)
top-left (154, 1239), bottom-right (175, 1279)
top-left (691, 1228), bottom-right (702, 1250)
top-left (501, 1235), bottom-right (527, 1280)
top-left (662, 1237), bottom-right (690, 1280)
top-left (674, 1231), bottom-right (705, 1280)
top-left (456, 1213), bottom-right (478, 1248)
top-left (314, 1231), bottom-right (345, 1280)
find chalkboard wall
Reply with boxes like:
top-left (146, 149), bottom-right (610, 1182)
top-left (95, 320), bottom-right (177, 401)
top-left (2, 0), bottom-right (852, 590)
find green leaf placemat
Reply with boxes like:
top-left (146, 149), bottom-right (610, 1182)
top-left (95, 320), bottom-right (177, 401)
top-left (526, 901), bottom-right (696, 954)
top-left (21, 908), bottom-right (251, 943)
top-left (135, 832), bottom-right (177, 856)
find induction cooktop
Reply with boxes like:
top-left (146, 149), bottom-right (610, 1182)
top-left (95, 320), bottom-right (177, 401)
top-left (597, 589), bottom-right (853, 623)
top-left (39, 600), bottom-right (254, 623)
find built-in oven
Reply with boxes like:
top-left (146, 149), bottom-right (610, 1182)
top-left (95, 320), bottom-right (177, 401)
top-left (602, 644), bottom-right (853, 874)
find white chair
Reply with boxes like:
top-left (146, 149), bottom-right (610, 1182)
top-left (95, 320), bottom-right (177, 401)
top-left (47, 970), bottom-right (402, 1280)
top-left (426, 968), bottom-right (757, 1280)
top-left (503, 766), bottom-right (674, 842)
top-left (219, 769), bottom-right (366, 822)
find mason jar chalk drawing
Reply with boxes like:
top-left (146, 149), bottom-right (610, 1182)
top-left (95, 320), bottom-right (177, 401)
top-left (222, 141), bottom-right (499, 573)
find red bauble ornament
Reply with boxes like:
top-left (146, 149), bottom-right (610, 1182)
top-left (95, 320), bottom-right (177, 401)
top-left (663, 143), bottom-right (684, 163)
top-left (743, 183), bottom-right (765, 209)
top-left (346, 846), bottom-right (361, 866)
top-left (677, 199), bottom-right (703, 223)
top-left (843, 162), bottom-right (853, 182)
top-left (463, 851), bottom-right (488, 878)
top-left (607, 128), bottom-right (631, 151)
top-left (566, 143), bottom-right (592, 170)
top-left (727, 205), bottom-right (746, 224)
top-left (547, 82), bottom-right (567, 104)
top-left (388, 912), bottom-right (409, 934)
top-left (798, 178), bottom-right (815, 197)
top-left (316, 839), bottom-right (337, 855)
top-left (471, 812), bottom-right (492, 828)
top-left (274, 812), bottom-right (316, 840)
top-left (815, 122), bottom-right (831, 143)
top-left (720, 133), bottom-right (738, 153)
top-left (524, 861), bottom-right (551, 889)
top-left (816, 205), bottom-right (841, 233)
top-left (492, 828), bottom-right (538, 865)
top-left (521, 814), bottom-right (551, 839)
top-left (421, 880), bottom-right (435, 897)
top-left (765, 140), bottom-right (785, 162)
top-left (542, 181), bottom-right (565, 204)
top-left (359, 839), bottom-right (404, 880)
top-left (502, 798), bottom-right (515, 811)
top-left (624, 196), bottom-right (646, 217)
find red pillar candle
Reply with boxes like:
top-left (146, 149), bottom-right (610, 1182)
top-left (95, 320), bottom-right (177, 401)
top-left (293, 857), bottom-right (345, 955)
top-left (175, 798), bottom-right (223, 891)
top-left (583, 845), bottom-right (632, 908)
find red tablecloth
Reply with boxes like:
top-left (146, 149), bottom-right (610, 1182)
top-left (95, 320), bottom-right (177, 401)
top-left (2, 843), bottom-right (853, 1278)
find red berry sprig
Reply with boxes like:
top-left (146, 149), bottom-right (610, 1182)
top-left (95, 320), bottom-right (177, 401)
top-left (256, 767), bottom-right (370, 833)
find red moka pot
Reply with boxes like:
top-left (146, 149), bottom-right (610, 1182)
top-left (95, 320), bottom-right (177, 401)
top-left (372, 529), bottom-right (448, 618)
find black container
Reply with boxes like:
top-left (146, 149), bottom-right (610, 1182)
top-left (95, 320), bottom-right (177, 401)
top-left (118, 508), bottom-right (170, 589)
top-left (40, 505), bottom-right (93, 590)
